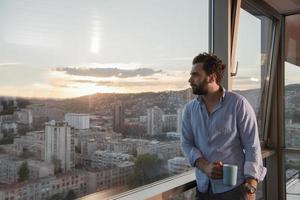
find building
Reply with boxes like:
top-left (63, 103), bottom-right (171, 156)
top-left (147, 106), bottom-right (163, 136)
top-left (26, 104), bottom-right (65, 121)
top-left (139, 115), bottom-right (147, 128)
top-left (14, 109), bottom-right (33, 125)
top-left (45, 121), bottom-right (75, 172)
top-left (65, 113), bottom-right (90, 130)
top-left (75, 139), bottom-right (98, 167)
top-left (27, 160), bottom-right (55, 179)
top-left (80, 139), bottom-right (97, 156)
top-left (285, 123), bottom-right (300, 148)
top-left (73, 129), bottom-right (112, 152)
top-left (166, 132), bottom-right (181, 140)
top-left (13, 130), bottom-right (45, 160)
top-left (162, 114), bottom-right (177, 132)
top-left (168, 157), bottom-right (190, 174)
top-left (87, 162), bottom-right (135, 193)
top-left (137, 141), bottom-right (182, 160)
top-left (107, 138), bottom-right (150, 155)
top-left (0, 114), bottom-right (17, 134)
top-left (90, 151), bottom-right (133, 168)
top-left (0, 170), bottom-right (88, 200)
top-left (177, 107), bottom-right (183, 133)
top-left (0, 155), bottom-right (23, 184)
top-left (113, 101), bottom-right (125, 133)
top-left (1, 0), bottom-right (300, 199)
top-left (0, 155), bottom-right (54, 184)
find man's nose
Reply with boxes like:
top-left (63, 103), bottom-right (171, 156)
top-left (188, 77), bottom-right (192, 83)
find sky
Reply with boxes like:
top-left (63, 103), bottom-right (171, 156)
top-left (0, 0), bottom-right (299, 98)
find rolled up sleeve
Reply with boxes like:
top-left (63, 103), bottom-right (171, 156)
top-left (237, 98), bottom-right (267, 182)
top-left (180, 104), bottom-right (203, 167)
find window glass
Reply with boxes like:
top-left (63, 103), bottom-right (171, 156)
top-left (0, 0), bottom-right (209, 198)
top-left (232, 8), bottom-right (274, 139)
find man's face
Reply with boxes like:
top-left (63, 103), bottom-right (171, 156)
top-left (188, 63), bottom-right (210, 95)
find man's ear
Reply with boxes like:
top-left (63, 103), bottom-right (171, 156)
top-left (208, 73), bottom-right (217, 83)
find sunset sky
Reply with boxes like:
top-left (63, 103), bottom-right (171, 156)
top-left (0, 0), bottom-right (298, 98)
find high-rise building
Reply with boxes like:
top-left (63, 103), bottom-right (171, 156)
top-left (0, 170), bottom-right (88, 200)
top-left (90, 150), bottom-right (133, 168)
top-left (14, 109), bottom-right (33, 125)
top-left (147, 106), bottom-right (163, 136)
top-left (65, 113), bottom-right (90, 129)
top-left (45, 120), bottom-right (75, 172)
top-left (177, 107), bottom-right (183, 133)
top-left (0, 155), bottom-right (23, 184)
top-left (113, 101), bottom-right (125, 133)
top-left (162, 114), bottom-right (177, 132)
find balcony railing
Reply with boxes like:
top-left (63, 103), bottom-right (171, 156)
top-left (79, 148), bottom-right (274, 200)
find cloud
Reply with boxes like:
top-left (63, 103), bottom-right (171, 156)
top-left (96, 81), bottom-right (148, 87)
top-left (56, 67), bottom-right (163, 78)
top-left (56, 84), bottom-right (78, 89)
top-left (70, 80), bottom-right (159, 87)
top-left (0, 62), bottom-right (22, 67)
top-left (71, 80), bottom-right (95, 84)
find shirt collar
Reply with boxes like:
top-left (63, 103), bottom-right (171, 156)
top-left (197, 86), bottom-right (226, 106)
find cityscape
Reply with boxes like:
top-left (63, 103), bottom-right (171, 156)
top-left (0, 88), bottom-right (195, 200)
top-left (0, 83), bottom-right (299, 200)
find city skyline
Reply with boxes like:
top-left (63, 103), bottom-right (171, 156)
top-left (0, 0), bottom-right (299, 99)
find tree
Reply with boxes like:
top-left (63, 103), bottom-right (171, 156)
top-left (19, 148), bottom-right (34, 159)
top-left (0, 135), bottom-right (14, 145)
top-left (47, 193), bottom-right (64, 200)
top-left (0, 147), bottom-right (6, 154)
top-left (18, 161), bottom-right (29, 182)
top-left (129, 154), bottom-right (164, 186)
top-left (52, 156), bottom-right (62, 174)
top-left (65, 190), bottom-right (76, 200)
top-left (16, 98), bottom-right (30, 109)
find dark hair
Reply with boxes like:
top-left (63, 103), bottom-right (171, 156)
top-left (192, 53), bottom-right (226, 85)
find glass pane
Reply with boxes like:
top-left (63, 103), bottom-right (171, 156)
top-left (285, 153), bottom-right (300, 200)
top-left (285, 14), bottom-right (300, 149)
top-left (0, 0), bottom-right (208, 199)
top-left (168, 188), bottom-right (197, 200)
top-left (232, 8), bottom-right (274, 140)
top-left (256, 181), bottom-right (265, 200)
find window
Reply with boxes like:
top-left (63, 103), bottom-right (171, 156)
top-left (0, 0), bottom-right (209, 198)
top-left (231, 4), bottom-right (275, 200)
top-left (232, 6), bottom-right (274, 140)
top-left (285, 13), bottom-right (300, 200)
top-left (285, 14), bottom-right (300, 149)
top-left (285, 153), bottom-right (300, 200)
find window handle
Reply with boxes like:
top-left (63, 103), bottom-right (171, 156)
top-left (231, 61), bottom-right (239, 77)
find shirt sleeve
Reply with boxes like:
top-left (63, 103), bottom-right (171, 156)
top-left (237, 97), bottom-right (267, 182)
top-left (180, 104), bottom-right (203, 167)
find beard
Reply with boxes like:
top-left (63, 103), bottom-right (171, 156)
top-left (191, 80), bottom-right (209, 95)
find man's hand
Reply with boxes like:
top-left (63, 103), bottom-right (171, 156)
top-left (203, 161), bottom-right (223, 179)
top-left (243, 178), bottom-right (257, 200)
top-left (194, 158), bottom-right (223, 179)
top-left (245, 178), bottom-right (257, 189)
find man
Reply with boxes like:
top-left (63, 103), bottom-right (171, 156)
top-left (180, 53), bottom-right (266, 200)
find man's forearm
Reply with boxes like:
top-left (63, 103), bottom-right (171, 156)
top-left (245, 178), bottom-right (257, 188)
top-left (195, 157), bottom-right (223, 179)
top-left (195, 157), bottom-right (209, 172)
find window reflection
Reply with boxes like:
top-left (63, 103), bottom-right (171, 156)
top-left (232, 8), bottom-right (274, 140)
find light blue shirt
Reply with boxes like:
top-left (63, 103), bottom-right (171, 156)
top-left (180, 88), bottom-right (267, 194)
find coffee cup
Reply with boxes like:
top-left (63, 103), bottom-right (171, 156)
top-left (223, 164), bottom-right (238, 186)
